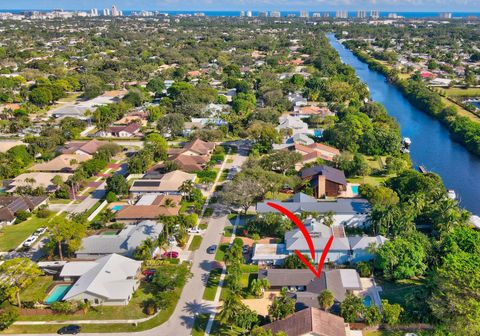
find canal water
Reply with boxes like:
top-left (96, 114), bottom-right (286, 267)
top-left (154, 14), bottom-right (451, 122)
top-left (328, 34), bottom-right (480, 215)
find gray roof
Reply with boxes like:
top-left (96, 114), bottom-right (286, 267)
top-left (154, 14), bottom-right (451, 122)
top-left (63, 254), bottom-right (141, 301)
top-left (256, 193), bottom-right (370, 215)
top-left (286, 236), bottom-right (351, 251)
top-left (76, 220), bottom-right (163, 257)
top-left (348, 235), bottom-right (387, 250)
top-left (301, 165), bottom-right (347, 186)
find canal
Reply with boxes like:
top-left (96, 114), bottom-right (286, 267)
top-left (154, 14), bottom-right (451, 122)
top-left (328, 34), bottom-right (480, 215)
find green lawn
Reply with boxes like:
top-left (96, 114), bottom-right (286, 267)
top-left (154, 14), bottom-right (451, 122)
top-left (202, 268), bottom-right (222, 301)
top-left (192, 313), bottom-right (210, 336)
top-left (214, 243), bottom-right (229, 262)
top-left (220, 265), bottom-right (258, 300)
top-left (366, 331), bottom-right (434, 336)
top-left (4, 287), bottom-right (182, 334)
top-left (20, 276), bottom-right (54, 303)
top-left (0, 215), bottom-right (51, 252)
top-left (188, 235), bottom-right (202, 251)
top-left (348, 175), bottom-right (389, 186)
top-left (444, 87), bottom-right (480, 97)
top-left (377, 278), bottom-right (426, 309)
top-left (223, 226), bottom-right (234, 237)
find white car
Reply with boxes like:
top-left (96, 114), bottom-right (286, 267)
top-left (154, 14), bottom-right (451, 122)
top-left (187, 228), bottom-right (201, 234)
top-left (168, 236), bottom-right (178, 246)
top-left (23, 236), bottom-right (37, 247)
top-left (34, 227), bottom-right (47, 236)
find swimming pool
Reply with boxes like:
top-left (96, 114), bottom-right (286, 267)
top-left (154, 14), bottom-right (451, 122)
top-left (112, 205), bottom-right (123, 211)
top-left (314, 129), bottom-right (323, 137)
top-left (363, 295), bottom-right (372, 307)
top-left (45, 284), bottom-right (72, 304)
top-left (351, 185), bottom-right (360, 195)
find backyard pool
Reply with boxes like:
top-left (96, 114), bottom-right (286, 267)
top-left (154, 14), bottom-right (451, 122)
top-left (112, 205), bottom-right (123, 211)
top-left (314, 129), bottom-right (323, 137)
top-left (45, 284), bottom-right (72, 304)
top-left (363, 295), bottom-right (372, 307)
top-left (351, 185), bottom-right (360, 195)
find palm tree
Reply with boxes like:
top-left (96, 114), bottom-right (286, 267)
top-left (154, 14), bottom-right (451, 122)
top-left (250, 278), bottom-right (270, 297)
top-left (218, 292), bottom-right (243, 326)
top-left (178, 180), bottom-right (195, 200)
top-left (318, 290), bottom-right (334, 312)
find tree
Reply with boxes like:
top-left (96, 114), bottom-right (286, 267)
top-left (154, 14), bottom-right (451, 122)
top-left (106, 174), bottom-right (129, 195)
top-left (259, 151), bottom-right (302, 175)
top-left (340, 293), bottom-right (364, 323)
top-left (381, 299), bottom-right (403, 326)
top-left (235, 306), bottom-right (259, 332)
top-left (0, 258), bottom-right (42, 307)
top-left (178, 180), bottom-right (195, 199)
top-left (375, 234), bottom-right (429, 280)
top-left (133, 238), bottom-right (156, 261)
top-left (268, 288), bottom-right (295, 322)
top-left (429, 251), bottom-right (480, 335)
top-left (0, 309), bottom-right (18, 331)
top-left (318, 290), bottom-right (334, 312)
top-left (283, 254), bottom-right (312, 269)
top-left (47, 216), bottom-right (86, 260)
top-left (220, 177), bottom-right (264, 213)
top-left (249, 278), bottom-right (270, 297)
top-left (29, 86), bottom-right (52, 106)
top-left (157, 113), bottom-right (184, 137)
top-left (364, 305), bottom-right (382, 326)
top-left (218, 292), bottom-right (244, 326)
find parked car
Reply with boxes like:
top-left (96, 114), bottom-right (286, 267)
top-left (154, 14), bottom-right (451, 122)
top-left (57, 325), bottom-right (81, 335)
top-left (168, 236), bottom-right (177, 246)
top-left (187, 227), bottom-right (201, 234)
top-left (207, 245), bottom-right (217, 254)
top-left (142, 269), bottom-right (156, 276)
top-left (34, 227), bottom-right (47, 236)
top-left (23, 236), bottom-right (37, 247)
top-left (143, 274), bottom-right (154, 282)
top-left (162, 251), bottom-right (179, 259)
top-left (242, 245), bottom-right (249, 254)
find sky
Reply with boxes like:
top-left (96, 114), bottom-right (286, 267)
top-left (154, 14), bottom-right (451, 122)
top-left (2, 0), bottom-right (480, 12)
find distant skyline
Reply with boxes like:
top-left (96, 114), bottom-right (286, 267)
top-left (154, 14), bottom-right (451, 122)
top-left (3, 1), bottom-right (480, 12)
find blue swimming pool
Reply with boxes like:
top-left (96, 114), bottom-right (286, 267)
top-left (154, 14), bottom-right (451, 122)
top-left (45, 284), bottom-right (72, 304)
top-left (351, 185), bottom-right (360, 195)
top-left (112, 205), bottom-right (123, 211)
top-left (363, 295), bottom-right (372, 307)
top-left (314, 129), bottom-right (323, 137)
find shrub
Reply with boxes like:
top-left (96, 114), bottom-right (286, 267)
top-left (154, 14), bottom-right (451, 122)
top-left (15, 210), bottom-right (30, 223)
top-left (36, 209), bottom-right (53, 218)
top-left (356, 262), bottom-right (373, 277)
top-left (50, 301), bottom-right (76, 314)
top-left (0, 309), bottom-right (19, 331)
top-left (106, 191), bottom-right (117, 203)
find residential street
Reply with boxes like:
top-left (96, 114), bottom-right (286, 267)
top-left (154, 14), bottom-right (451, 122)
top-left (15, 147), bottom-right (248, 336)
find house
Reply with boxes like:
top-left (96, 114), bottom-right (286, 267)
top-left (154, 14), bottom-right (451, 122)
top-left (293, 143), bottom-right (341, 169)
top-left (301, 165), bottom-right (347, 198)
top-left (287, 92), bottom-right (308, 107)
top-left (262, 307), bottom-right (349, 336)
top-left (293, 105), bottom-right (335, 118)
top-left (169, 138), bottom-right (216, 157)
top-left (0, 195), bottom-right (48, 225)
top-left (59, 139), bottom-right (108, 156)
top-left (6, 172), bottom-right (71, 193)
top-left (114, 113), bottom-right (148, 127)
top-left (129, 170), bottom-right (196, 196)
top-left (115, 195), bottom-right (182, 222)
top-left (30, 154), bottom-right (91, 173)
top-left (170, 154), bottom-right (209, 172)
top-left (75, 220), bottom-right (163, 259)
top-left (348, 235), bottom-right (387, 263)
top-left (60, 254), bottom-right (141, 306)
top-left (276, 116), bottom-right (312, 136)
top-left (258, 268), bottom-right (362, 310)
top-left (96, 123), bottom-right (141, 138)
top-left (251, 244), bottom-right (289, 266)
top-left (256, 193), bottom-right (370, 228)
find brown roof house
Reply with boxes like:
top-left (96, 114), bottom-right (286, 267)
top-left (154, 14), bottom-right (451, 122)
top-left (30, 154), bottom-right (91, 173)
top-left (96, 123), bottom-right (141, 138)
top-left (169, 139), bottom-right (216, 157)
top-left (115, 195), bottom-right (182, 223)
top-left (262, 307), bottom-right (349, 336)
top-left (59, 139), bottom-right (108, 156)
top-left (6, 172), bottom-right (71, 193)
top-left (293, 143), bottom-right (341, 170)
top-left (164, 139), bottom-right (216, 172)
top-left (0, 195), bottom-right (48, 225)
top-left (301, 165), bottom-right (347, 198)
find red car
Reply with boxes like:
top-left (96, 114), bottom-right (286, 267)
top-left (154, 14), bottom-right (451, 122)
top-left (162, 251), bottom-right (179, 259)
top-left (142, 269), bottom-right (156, 276)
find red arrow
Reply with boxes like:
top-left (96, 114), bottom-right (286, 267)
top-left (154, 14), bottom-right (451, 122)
top-left (267, 202), bottom-right (334, 278)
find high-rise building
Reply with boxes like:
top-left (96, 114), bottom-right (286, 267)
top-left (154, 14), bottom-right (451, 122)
top-left (388, 13), bottom-right (398, 19)
top-left (300, 10), bottom-right (308, 18)
top-left (335, 10), bottom-right (348, 19)
top-left (246, 10), bottom-right (252, 17)
top-left (357, 10), bottom-right (366, 18)
top-left (440, 12), bottom-right (452, 19)
top-left (312, 12), bottom-right (321, 18)
top-left (370, 10), bottom-right (379, 19)
top-left (270, 11), bottom-right (281, 18)
top-left (111, 5), bottom-right (120, 17)
top-left (90, 8), bottom-right (98, 16)
top-left (323, 12), bottom-right (330, 18)
top-left (103, 8), bottom-right (110, 16)
top-left (258, 11), bottom-right (267, 17)
top-left (240, 11), bottom-right (245, 17)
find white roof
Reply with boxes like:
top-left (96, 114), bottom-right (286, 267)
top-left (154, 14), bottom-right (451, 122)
top-left (339, 269), bottom-right (362, 289)
top-left (252, 244), bottom-right (288, 261)
top-left (63, 254), bottom-right (141, 301)
top-left (348, 235), bottom-right (387, 250)
top-left (60, 261), bottom-right (98, 277)
top-left (136, 194), bottom-right (158, 205)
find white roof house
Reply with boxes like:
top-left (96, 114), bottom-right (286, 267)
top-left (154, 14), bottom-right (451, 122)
top-left (61, 254), bottom-right (141, 306)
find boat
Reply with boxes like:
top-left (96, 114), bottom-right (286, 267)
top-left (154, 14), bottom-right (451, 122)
top-left (418, 165), bottom-right (428, 174)
top-left (447, 189), bottom-right (457, 200)
top-left (401, 137), bottom-right (411, 153)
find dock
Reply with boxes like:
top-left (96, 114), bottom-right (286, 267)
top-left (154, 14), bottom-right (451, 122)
top-left (418, 165), bottom-right (428, 174)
